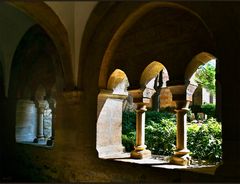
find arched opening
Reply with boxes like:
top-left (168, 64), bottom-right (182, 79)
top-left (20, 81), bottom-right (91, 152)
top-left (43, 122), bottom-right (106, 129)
top-left (186, 52), bottom-right (217, 110)
top-left (98, 2), bottom-right (214, 90)
top-left (122, 61), bottom-right (176, 159)
top-left (184, 52), bottom-right (221, 164)
top-left (8, 1), bottom-right (74, 89)
top-left (97, 62), bottom-right (173, 159)
top-left (87, 0), bottom-right (219, 171)
top-left (10, 24), bottom-right (63, 147)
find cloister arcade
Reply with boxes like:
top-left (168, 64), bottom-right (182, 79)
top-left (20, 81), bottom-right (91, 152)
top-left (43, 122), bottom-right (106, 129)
top-left (1, 1), bottom-right (240, 182)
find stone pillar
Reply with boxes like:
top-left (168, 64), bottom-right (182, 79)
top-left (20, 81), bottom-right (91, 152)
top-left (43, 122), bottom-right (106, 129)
top-left (129, 88), bottom-right (155, 159)
top-left (169, 84), bottom-right (197, 165)
top-left (170, 103), bottom-right (191, 166)
top-left (131, 103), bottom-right (151, 159)
top-left (33, 100), bottom-right (48, 143)
top-left (97, 90), bottom-right (127, 158)
top-left (46, 98), bottom-right (56, 146)
top-left (175, 108), bottom-right (189, 152)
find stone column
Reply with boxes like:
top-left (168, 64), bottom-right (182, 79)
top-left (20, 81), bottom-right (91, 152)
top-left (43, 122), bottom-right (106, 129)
top-left (46, 98), bottom-right (56, 146)
top-left (175, 108), bottom-right (189, 153)
top-left (131, 103), bottom-right (151, 159)
top-left (129, 88), bottom-right (155, 159)
top-left (33, 100), bottom-right (47, 143)
top-left (169, 84), bottom-right (197, 165)
top-left (170, 104), bottom-right (191, 166)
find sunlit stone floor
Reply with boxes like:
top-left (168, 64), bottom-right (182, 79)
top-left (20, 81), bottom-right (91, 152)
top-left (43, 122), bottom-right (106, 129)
top-left (101, 153), bottom-right (218, 175)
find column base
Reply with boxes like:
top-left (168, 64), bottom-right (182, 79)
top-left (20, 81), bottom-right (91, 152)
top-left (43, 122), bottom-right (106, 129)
top-left (170, 154), bottom-right (191, 166)
top-left (33, 137), bottom-right (45, 144)
top-left (130, 149), bottom-right (151, 159)
top-left (46, 138), bottom-right (54, 146)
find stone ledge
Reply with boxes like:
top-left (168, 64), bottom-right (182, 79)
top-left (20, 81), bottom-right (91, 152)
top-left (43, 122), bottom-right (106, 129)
top-left (102, 153), bottom-right (218, 175)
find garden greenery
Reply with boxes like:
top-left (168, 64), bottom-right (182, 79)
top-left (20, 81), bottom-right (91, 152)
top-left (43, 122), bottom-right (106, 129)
top-left (122, 109), bottom-right (222, 163)
top-left (190, 103), bottom-right (216, 119)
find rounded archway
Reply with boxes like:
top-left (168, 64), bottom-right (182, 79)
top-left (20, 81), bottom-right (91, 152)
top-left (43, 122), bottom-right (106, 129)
top-left (97, 1), bottom-right (215, 89)
top-left (8, 1), bottom-right (74, 89)
top-left (185, 52), bottom-right (216, 83)
top-left (9, 24), bottom-right (62, 146)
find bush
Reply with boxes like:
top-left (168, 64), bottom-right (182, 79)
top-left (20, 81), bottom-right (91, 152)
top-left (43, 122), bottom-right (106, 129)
top-left (145, 119), bottom-right (176, 155)
top-left (190, 103), bottom-right (216, 119)
top-left (146, 111), bottom-right (176, 126)
top-left (122, 110), bottom-right (222, 163)
top-left (122, 110), bottom-right (136, 135)
top-left (122, 110), bottom-right (176, 154)
top-left (122, 133), bottom-right (135, 152)
top-left (201, 103), bottom-right (216, 118)
top-left (187, 118), bottom-right (222, 162)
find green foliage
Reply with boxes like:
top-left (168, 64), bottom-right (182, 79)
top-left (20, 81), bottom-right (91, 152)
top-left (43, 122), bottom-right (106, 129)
top-left (190, 105), bottom-right (202, 114)
top-left (122, 110), bottom-right (136, 135)
top-left (187, 118), bottom-right (222, 162)
top-left (145, 119), bottom-right (176, 155)
top-left (145, 111), bottom-right (176, 126)
top-left (122, 133), bottom-right (135, 152)
top-left (201, 103), bottom-right (216, 118)
top-left (190, 103), bottom-right (216, 118)
top-left (122, 111), bottom-right (136, 152)
top-left (122, 110), bottom-right (176, 153)
top-left (194, 62), bottom-right (216, 95)
top-left (122, 110), bottom-right (222, 163)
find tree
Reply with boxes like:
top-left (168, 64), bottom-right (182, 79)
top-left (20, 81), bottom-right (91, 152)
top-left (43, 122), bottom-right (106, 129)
top-left (194, 62), bottom-right (216, 95)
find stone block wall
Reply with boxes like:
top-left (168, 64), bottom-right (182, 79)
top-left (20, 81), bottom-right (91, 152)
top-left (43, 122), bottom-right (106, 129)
top-left (159, 88), bottom-right (176, 108)
top-left (97, 93), bottom-right (124, 157)
top-left (15, 100), bottom-right (37, 142)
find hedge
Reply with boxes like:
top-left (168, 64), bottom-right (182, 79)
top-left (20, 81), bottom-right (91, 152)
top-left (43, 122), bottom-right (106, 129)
top-left (122, 110), bottom-right (222, 163)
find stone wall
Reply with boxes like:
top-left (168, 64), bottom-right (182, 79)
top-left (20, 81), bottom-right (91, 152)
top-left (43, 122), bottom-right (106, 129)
top-left (15, 100), bottom-right (37, 142)
top-left (2, 1), bottom-right (240, 183)
top-left (11, 91), bottom-right (217, 182)
top-left (97, 92), bottom-right (125, 157)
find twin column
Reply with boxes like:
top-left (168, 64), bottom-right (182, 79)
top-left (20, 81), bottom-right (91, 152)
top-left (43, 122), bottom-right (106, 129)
top-left (33, 99), bottom-right (55, 146)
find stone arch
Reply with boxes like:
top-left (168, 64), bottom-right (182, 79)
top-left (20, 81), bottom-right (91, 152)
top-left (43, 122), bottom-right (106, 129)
top-left (10, 25), bottom-right (62, 146)
top-left (9, 24), bottom-right (64, 99)
top-left (35, 84), bottom-right (47, 101)
top-left (140, 61), bottom-right (166, 89)
top-left (107, 69), bottom-right (129, 95)
top-left (185, 51), bottom-right (219, 119)
top-left (98, 1), bottom-right (214, 89)
top-left (185, 52), bottom-right (217, 83)
top-left (7, 1), bottom-right (74, 89)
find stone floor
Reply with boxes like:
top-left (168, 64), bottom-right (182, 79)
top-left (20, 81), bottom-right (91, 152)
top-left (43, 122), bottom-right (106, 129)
top-left (102, 153), bottom-right (218, 175)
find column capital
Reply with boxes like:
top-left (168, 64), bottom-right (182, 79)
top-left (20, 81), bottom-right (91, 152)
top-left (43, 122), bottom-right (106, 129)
top-left (129, 87), bottom-right (155, 104)
top-left (168, 83), bottom-right (198, 102)
top-left (174, 100), bottom-right (191, 111)
top-left (135, 103), bottom-right (147, 113)
top-left (99, 89), bottom-right (128, 100)
top-left (35, 100), bottom-right (48, 113)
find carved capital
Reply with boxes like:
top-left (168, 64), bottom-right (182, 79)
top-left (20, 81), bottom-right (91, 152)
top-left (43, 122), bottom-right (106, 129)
top-left (169, 84), bottom-right (197, 102)
top-left (129, 88), bottom-right (155, 104)
top-left (135, 103), bottom-right (147, 113)
top-left (35, 100), bottom-right (48, 113)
